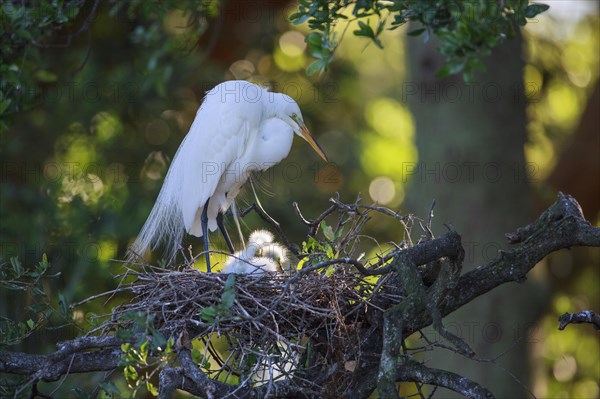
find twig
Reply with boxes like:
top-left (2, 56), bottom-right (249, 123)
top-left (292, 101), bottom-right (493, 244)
top-left (558, 310), bottom-right (600, 330)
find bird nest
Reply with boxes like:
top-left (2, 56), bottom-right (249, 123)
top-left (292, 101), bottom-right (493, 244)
top-left (101, 262), bottom-right (401, 392)
top-left (86, 196), bottom-right (418, 394)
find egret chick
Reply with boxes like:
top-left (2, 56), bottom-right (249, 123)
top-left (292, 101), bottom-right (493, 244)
top-left (128, 80), bottom-right (327, 270)
top-left (223, 230), bottom-right (288, 274)
top-left (260, 237), bottom-right (293, 273)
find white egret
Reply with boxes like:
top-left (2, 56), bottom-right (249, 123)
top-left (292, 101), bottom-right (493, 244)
top-left (129, 80), bottom-right (327, 270)
top-left (222, 229), bottom-right (290, 274)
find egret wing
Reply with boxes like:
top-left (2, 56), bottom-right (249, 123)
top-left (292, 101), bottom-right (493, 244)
top-left (129, 81), bottom-right (268, 262)
top-left (178, 95), bottom-right (261, 235)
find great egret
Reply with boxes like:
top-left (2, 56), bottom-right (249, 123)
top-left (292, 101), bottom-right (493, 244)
top-left (129, 80), bottom-right (327, 270)
top-left (222, 229), bottom-right (291, 274)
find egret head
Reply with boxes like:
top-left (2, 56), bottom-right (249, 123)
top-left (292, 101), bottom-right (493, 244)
top-left (276, 96), bottom-right (328, 162)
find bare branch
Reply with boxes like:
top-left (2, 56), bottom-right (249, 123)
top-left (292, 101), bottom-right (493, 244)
top-left (0, 348), bottom-right (122, 382)
top-left (397, 358), bottom-right (495, 399)
top-left (401, 193), bottom-right (600, 337)
top-left (1, 193), bottom-right (598, 398)
top-left (558, 310), bottom-right (600, 331)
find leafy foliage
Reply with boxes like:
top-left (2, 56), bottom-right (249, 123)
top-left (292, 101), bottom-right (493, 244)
top-left (297, 221), bottom-right (339, 275)
top-left (0, 0), bottom-right (220, 131)
top-left (0, 255), bottom-right (74, 348)
top-left (116, 311), bottom-right (175, 398)
top-left (200, 273), bottom-right (237, 323)
top-left (0, 0), bottom-right (82, 131)
top-left (290, 0), bottom-right (550, 81)
top-left (1, 0), bottom-right (551, 131)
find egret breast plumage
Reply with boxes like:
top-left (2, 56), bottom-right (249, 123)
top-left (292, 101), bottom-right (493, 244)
top-left (129, 80), bottom-right (327, 269)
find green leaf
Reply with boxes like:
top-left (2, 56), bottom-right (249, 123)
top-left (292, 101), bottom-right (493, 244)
top-left (124, 364), bottom-right (138, 381)
top-left (407, 28), bottom-right (426, 36)
top-left (325, 265), bottom-right (335, 277)
top-left (290, 12), bottom-right (309, 25)
top-left (525, 3), bottom-right (550, 18)
top-left (296, 257), bottom-right (308, 270)
top-left (34, 70), bottom-right (58, 83)
top-left (0, 99), bottom-right (12, 114)
top-left (220, 275), bottom-right (236, 309)
top-left (116, 327), bottom-right (135, 340)
top-left (372, 36), bottom-right (384, 49)
top-left (435, 64), bottom-right (452, 78)
top-left (354, 21), bottom-right (375, 38)
top-left (58, 292), bottom-right (70, 318)
top-left (303, 237), bottom-right (317, 252)
top-left (321, 222), bottom-right (335, 241)
top-left (191, 347), bottom-right (204, 364)
top-left (26, 319), bottom-right (35, 329)
top-left (34, 254), bottom-right (49, 276)
top-left (99, 382), bottom-right (120, 396)
top-left (467, 58), bottom-right (486, 72)
top-left (305, 32), bottom-right (322, 47)
top-left (31, 286), bottom-right (46, 297)
top-left (26, 303), bottom-right (48, 313)
top-left (16, 29), bottom-right (32, 41)
top-left (139, 340), bottom-right (149, 363)
top-left (152, 331), bottom-right (167, 351)
top-left (66, 6), bottom-right (80, 19)
top-left (10, 257), bottom-right (23, 277)
top-left (436, 60), bottom-right (465, 78)
top-left (325, 244), bottom-right (335, 259)
top-left (146, 381), bottom-right (158, 396)
top-left (86, 312), bottom-right (99, 329)
top-left (463, 70), bottom-right (475, 84)
top-left (201, 306), bottom-right (218, 322)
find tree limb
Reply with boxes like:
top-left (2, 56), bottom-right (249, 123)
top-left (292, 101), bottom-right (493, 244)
top-left (396, 358), bottom-right (495, 399)
top-left (1, 193), bottom-right (598, 398)
top-left (404, 193), bottom-right (600, 336)
top-left (0, 347), bottom-right (121, 382)
top-left (558, 310), bottom-right (600, 331)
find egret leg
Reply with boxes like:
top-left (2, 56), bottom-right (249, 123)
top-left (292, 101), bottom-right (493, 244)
top-left (201, 201), bottom-right (211, 272)
top-left (216, 212), bottom-right (235, 254)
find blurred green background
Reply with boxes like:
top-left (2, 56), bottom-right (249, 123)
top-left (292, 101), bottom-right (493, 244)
top-left (1, 0), bottom-right (598, 397)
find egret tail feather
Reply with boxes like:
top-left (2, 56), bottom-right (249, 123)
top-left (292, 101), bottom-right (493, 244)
top-left (127, 161), bottom-right (186, 265)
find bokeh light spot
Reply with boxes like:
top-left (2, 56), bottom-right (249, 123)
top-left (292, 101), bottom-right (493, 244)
top-left (273, 48), bottom-right (305, 72)
top-left (229, 60), bottom-right (255, 80)
top-left (553, 355), bottom-right (577, 382)
top-left (279, 31), bottom-right (306, 57)
top-left (369, 176), bottom-right (396, 205)
top-left (145, 119), bottom-right (171, 145)
top-left (365, 97), bottom-right (415, 141)
top-left (91, 112), bottom-right (123, 143)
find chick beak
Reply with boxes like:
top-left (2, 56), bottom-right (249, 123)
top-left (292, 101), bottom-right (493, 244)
top-left (300, 124), bottom-right (328, 162)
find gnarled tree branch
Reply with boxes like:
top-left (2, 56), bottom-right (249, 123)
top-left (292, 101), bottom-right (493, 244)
top-left (1, 193), bottom-right (598, 398)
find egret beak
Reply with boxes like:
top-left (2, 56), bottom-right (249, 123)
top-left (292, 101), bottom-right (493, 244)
top-left (299, 124), bottom-right (328, 162)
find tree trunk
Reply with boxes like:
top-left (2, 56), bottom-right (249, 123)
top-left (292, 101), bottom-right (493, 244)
top-left (404, 32), bottom-right (547, 397)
